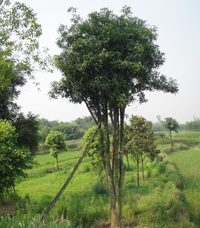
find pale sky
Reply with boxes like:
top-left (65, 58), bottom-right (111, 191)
top-left (15, 0), bottom-right (200, 124)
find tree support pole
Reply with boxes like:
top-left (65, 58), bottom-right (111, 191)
top-left (38, 120), bottom-right (101, 225)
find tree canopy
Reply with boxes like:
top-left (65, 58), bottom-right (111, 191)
top-left (0, 0), bottom-right (52, 120)
top-left (0, 0), bottom-right (53, 152)
top-left (49, 6), bottom-right (178, 227)
top-left (0, 119), bottom-right (34, 199)
top-left (163, 117), bottom-right (179, 146)
top-left (13, 112), bottom-right (40, 154)
top-left (45, 130), bottom-right (66, 170)
top-left (50, 6), bottom-right (178, 113)
top-left (0, 0), bottom-right (52, 88)
top-left (124, 116), bottom-right (160, 186)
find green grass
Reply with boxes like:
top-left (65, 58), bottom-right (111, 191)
top-left (169, 148), bottom-right (200, 225)
top-left (27, 150), bottom-right (84, 174)
top-left (2, 131), bottom-right (200, 227)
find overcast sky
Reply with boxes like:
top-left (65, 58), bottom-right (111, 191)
top-left (14, 0), bottom-right (200, 124)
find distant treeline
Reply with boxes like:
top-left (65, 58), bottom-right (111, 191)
top-left (39, 116), bottom-right (95, 142)
top-left (152, 115), bottom-right (200, 132)
top-left (39, 115), bottom-right (200, 143)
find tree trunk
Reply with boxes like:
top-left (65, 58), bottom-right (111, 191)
top-left (101, 104), bottom-right (125, 228)
top-left (137, 159), bottom-right (139, 187)
top-left (88, 103), bottom-right (125, 228)
top-left (118, 106), bottom-right (125, 222)
top-left (126, 154), bottom-right (130, 171)
top-left (56, 157), bottom-right (59, 171)
top-left (170, 130), bottom-right (173, 146)
top-left (141, 156), bottom-right (144, 181)
top-left (110, 205), bottom-right (120, 228)
top-left (38, 121), bottom-right (101, 225)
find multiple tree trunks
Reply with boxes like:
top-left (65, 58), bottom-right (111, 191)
top-left (48, 6), bottom-right (178, 227)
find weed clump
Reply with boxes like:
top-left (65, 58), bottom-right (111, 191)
top-left (93, 182), bottom-right (108, 196)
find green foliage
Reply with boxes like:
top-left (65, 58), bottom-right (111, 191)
top-left (124, 115), bottom-right (161, 186)
top-left (50, 7), bottom-right (178, 105)
top-left (13, 112), bottom-right (40, 154)
top-left (152, 115), bottom-right (166, 132)
top-left (45, 131), bottom-right (66, 170)
top-left (0, 0), bottom-right (52, 88)
top-left (0, 1), bottom-right (53, 155)
top-left (185, 117), bottom-right (200, 132)
top-left (49, 6), bottom-right (178, 226)
top-left (156, 132), bottom-right (167, 146)
top-left (11, 132), bottom-right (200, 227)
top-left (156, 160), bottom-right (167, 174)
top-left (124, 116), bottom-right (161, 162)
top-left (93, 182), bottom-right (108, 195)
top-left (39, 116), bottom-right (95, 142)
top-left (39, 126), bottom-right (51, 143)
top-left (169, 148), bottom-right (200, 226)
top-left (0, 119), bottom-right (34, 198)
top-left (82, 126), bottom-right (101, 166)
top-left (72, 116), bottom-right (95, 132)
top-left (163, 117), bottom-right (179, 133)
top-left (163, 117), bottom-right (179, 146)
top-left (46, 131), bottom-right (66, 157)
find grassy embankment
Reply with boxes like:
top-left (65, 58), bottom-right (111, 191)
top-left (169, 131), bottom-right (200, 226)
top-left (1, 132), bottom-right (200, 227)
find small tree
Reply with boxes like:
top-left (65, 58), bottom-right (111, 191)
top-left (163, 117), bottom-right (179, 146)
top-left (156, 132), bottom-right (166, 147)
top-left (124, 116), bottom-right (160, 186)
top-left (0, 120), bottom-right (34, 200)
top-left (45, 131), bottom-right (66, 171)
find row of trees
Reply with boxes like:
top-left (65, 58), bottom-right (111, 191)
top-left (83, 115), bottom-right (161, 188)
top-left (184, 117), bottom-right (200, 132)
top-left (39, 116), bottom-right (95, 142)
top-left (152, 115), bottom-right (200, 133)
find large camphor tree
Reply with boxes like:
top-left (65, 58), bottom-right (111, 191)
top-left (50, 6), bottom-right (178, 228)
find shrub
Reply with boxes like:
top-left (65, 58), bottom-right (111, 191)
top-left (157, 162), bottom-right (167, 174)
top-left (93, 182), bottom-right (108, 195)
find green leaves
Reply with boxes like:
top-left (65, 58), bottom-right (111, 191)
top-left (82, 126), bottom-right (102, 166)
top-left (163, 117), bottom-right (179, 133)
top-left (124, 115), bottom-right (161, 162)
top-left (45, 131), bottom-right (66, 159)
top-left (0, 119), bottom-right (34, 196)
top-left (45, 130), bottom-right (66, 170)
top-left (0, 0), bottom-right (53, 88)
top-left (52, 6), bottom-right (178, 115)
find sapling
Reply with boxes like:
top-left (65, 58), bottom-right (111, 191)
top-left (45, 131), bottom-right (66, 171)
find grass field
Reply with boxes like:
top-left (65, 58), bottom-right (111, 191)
top-left (1, 131), bottom-right (200, 227)
top-left (169, 148), bottom-right (200, 226)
